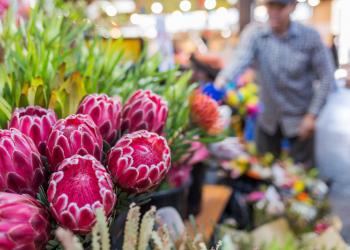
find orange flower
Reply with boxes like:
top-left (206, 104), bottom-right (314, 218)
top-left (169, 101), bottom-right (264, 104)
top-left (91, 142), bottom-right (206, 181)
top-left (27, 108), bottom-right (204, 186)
top-left (189, 90), bottom-right (223, 135)
top-left (296, 192), bottom-right (311, 203)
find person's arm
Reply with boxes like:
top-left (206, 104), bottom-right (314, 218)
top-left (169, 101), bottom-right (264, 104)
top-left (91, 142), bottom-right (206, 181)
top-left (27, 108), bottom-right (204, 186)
top-left (299, 31), bottom-right (335, 139)
top-left (215, 24), bottom-right (258, 88)
top-left (308, 32), bottom-right (335, 116)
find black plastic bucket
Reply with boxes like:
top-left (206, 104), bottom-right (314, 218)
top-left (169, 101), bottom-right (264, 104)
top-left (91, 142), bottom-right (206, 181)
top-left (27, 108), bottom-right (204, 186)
top-left (142, 181), bottom-right (191, 219)
top-left (187, 163), bottom-right (208, 216)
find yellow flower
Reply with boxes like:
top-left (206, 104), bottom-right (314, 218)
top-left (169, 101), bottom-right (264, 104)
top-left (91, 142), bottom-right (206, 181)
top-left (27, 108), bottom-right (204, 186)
top-left (226, 90), bottom-right (240, 107)
top-left (293, 180), bottom-right (305, 193)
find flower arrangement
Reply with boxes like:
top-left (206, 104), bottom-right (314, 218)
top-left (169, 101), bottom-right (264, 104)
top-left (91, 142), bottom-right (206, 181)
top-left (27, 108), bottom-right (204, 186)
top-left (225, 69), bottom-right (259, 118)
top-left (0, 2), bottom-right (224, 249)
top-left (209, 136), bottom-right (330, 235)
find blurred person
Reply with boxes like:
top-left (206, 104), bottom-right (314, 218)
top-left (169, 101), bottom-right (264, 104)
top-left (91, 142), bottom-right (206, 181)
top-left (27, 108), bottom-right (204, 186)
top-left (316, 63), bottom-right (350, 242)
top-left (215, 0), bottom-right (335, 166)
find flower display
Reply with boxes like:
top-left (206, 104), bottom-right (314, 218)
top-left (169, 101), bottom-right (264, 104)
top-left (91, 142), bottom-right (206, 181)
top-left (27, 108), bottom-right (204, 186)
top-left (77, 94), bottom-right (122, 145)
top-left (0, 192), bottom-right (50, 250)
top-left (0, 129), bottom-right (45, 196)
top-left (47, 154), bottom-right (116, 233)
top-left (9, 106), bottom-right (57, 154)
top-left (121, 90), bottom-right (168, 135)
top-left (107, 130), bottom-right (171, 193)
top-left (46, 114), bottom-right (103, 171)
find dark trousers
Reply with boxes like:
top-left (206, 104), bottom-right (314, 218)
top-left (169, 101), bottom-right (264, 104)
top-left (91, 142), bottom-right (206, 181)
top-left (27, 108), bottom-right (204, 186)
top-left (255, 124), bottom-right (314, 167)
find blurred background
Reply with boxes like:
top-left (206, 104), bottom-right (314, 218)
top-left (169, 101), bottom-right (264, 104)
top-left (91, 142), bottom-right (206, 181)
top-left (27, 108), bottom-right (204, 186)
top-left (61, 0), bottom-right (349, 66)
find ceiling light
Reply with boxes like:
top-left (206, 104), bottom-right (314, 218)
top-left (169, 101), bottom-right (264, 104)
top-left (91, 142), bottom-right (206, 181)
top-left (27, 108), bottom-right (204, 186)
top-left (130, 13), bottom-right (139, 24)
top-left (308, 0), bottom-right (320, 7)
top-left (204, 0), bottom-right (217, 10)
top-left (112, 0), bottom-right (136, 14)
top-left (151, 2), bottom-right (163, 14)
top-left (254, 5), bottom-right (268, 22)
top-left (101, 1), bottom-right (118, 16)
top-left (217, 7), bottom-right (228, 15)
top-left (180, 0), bottom-right (192, 12)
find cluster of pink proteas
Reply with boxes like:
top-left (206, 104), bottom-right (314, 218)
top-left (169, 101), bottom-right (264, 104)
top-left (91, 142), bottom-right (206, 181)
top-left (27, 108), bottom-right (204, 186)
top-left (0, 90), bottom-right (171, 249)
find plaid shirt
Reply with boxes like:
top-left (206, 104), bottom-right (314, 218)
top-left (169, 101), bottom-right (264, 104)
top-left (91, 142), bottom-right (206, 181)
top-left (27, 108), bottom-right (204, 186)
top-left (219, 22), bottom-right (335, 137)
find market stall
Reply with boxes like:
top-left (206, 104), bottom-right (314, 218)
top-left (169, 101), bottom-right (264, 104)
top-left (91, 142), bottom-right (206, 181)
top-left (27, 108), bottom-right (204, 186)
top-left (0, 0), bottom-right (349, 250)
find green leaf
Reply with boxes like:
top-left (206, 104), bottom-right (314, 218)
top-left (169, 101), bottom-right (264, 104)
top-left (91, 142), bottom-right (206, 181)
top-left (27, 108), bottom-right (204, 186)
top-left (49, 72), bottom-right (86, 118)
top-left (0, 97), bottom-right (12, 128)
top-left (195, 134), bottom-right (226, 144)
top-left (27, 77), bottom-right (47, 107)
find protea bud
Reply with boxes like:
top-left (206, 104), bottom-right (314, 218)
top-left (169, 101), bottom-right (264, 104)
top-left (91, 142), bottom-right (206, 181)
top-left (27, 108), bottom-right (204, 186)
top-left (0, 129), bottom-right (44, 197)
top-left (46, 114), bottom-right (103, 171)
top-left (107, 130), bottom-right (171, 193)
top-left (121, 90), bottom-right (168, 134)
top-left (77, 94), bottom-right (122, 145)
top-left (47, 154), bottom-right (116, 234)
top-left (8, 106), bottom-right (57, 154)
top-left (0, 192), bottom-right (50, 250)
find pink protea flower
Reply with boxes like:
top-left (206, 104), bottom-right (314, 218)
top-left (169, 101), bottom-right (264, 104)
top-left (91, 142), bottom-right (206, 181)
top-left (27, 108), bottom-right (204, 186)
top-left (47, 154), bottom-right (116, 234)
top-left (46, 114), bottom-right (103, 171)
top-left (107, 130), bottom-right (171, 193)
top-left (0, 192), bottom-right (50, 250)
top-left (0, 129), bottom-right (44, 197)
top-left (121, 89), bottom-right (168, 135)
top-left (8, 106), bottom-right (57, 155)
top-left (77, 94), bottom-right (122, 145)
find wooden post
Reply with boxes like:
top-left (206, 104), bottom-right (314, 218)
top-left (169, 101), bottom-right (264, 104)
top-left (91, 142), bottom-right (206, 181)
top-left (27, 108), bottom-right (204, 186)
top-left (239, 0), bottom-right (254, 32)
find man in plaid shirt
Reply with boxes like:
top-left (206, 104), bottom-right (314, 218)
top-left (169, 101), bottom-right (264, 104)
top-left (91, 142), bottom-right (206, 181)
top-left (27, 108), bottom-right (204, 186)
top-left (215, 0), bottom-right (335, 166)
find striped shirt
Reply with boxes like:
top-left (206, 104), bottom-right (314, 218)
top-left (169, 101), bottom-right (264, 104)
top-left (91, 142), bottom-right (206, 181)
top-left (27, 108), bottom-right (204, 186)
top-left (219, 21), bottom-right (335, 137)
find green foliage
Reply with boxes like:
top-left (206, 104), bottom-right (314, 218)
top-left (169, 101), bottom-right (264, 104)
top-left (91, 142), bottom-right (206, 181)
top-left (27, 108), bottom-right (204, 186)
top-left (0, 3), bottom-right (90, 107)
top-left (0, 1), bottom-right (126, 122)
